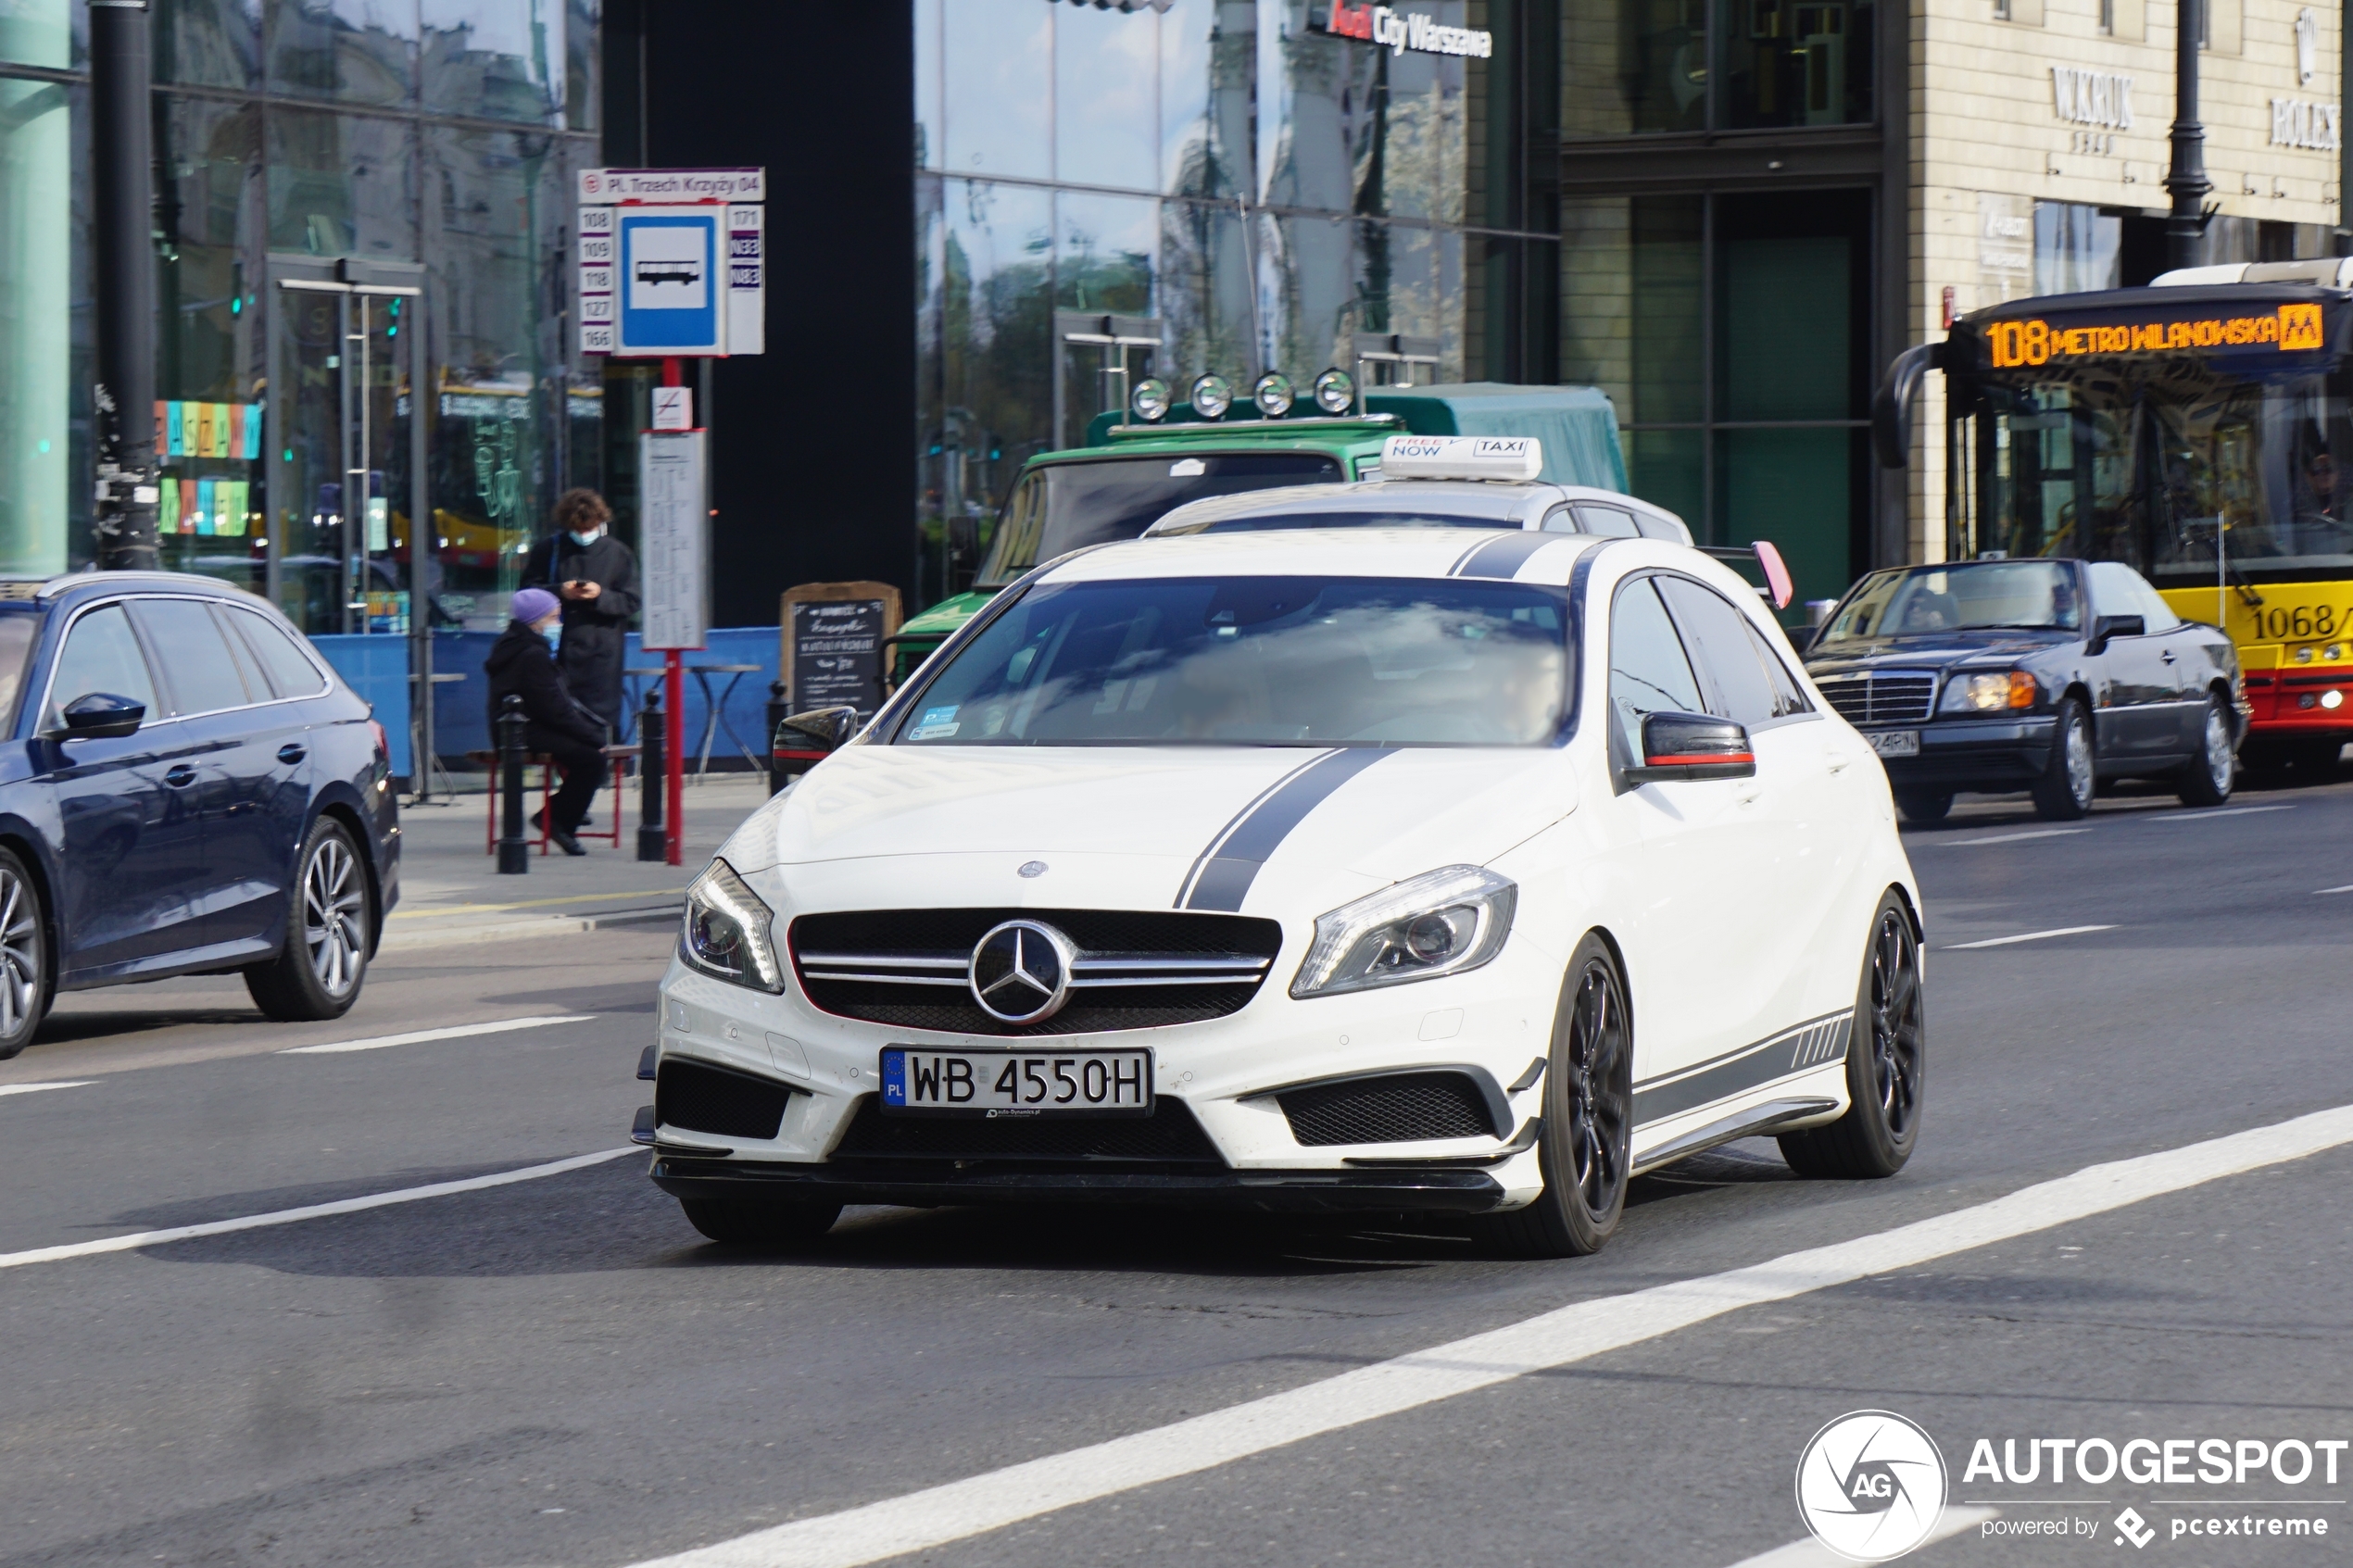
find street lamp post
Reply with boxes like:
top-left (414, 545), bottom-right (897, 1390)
top-left (2165, 0), bottom-right (2213, 272)
top-left (91, 0), bottom-right (160, 571)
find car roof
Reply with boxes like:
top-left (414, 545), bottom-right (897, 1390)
top-left (1144, 478), bottom-right (1696, 545)
top-left (0, 570), bottom-right (265, 605)
top-left (1038, 525), bottom-right (1613, 588)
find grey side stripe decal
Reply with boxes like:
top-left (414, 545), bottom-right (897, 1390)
top-left (1453, 531), bottom-right (1563, 580)
top-left (1176, 749), bottom-right (1391, 911)
top-left (1631, 1010), bottom-right (1852, 1126)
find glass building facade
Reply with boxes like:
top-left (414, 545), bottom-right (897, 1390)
top-left (0, 0), bottom-right (602, 634)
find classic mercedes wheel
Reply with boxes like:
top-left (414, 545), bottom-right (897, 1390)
top-left (1894, 788), bottom-right (1953, 823)
top-left (0, 849), bottom-right (51, 1060)
top-left (1780, 892), bottom-right (1923, 1179)
top-left (681, 1198), bottom-right (842, 1248)
top-left (1471, 935), bottom-right (1633, 1259)
top-left (2031, 697), bottom-right (2095, 822)
top-left (2174, 694), bottom-right (2235, 808)
top-left (245, 818), bottom-right (371, 1022)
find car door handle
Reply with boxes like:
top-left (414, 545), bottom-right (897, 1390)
top-left (2159, 649), bottom-right (2177, 663)
top-left (164, 764), bottom-right (197, 788)
top-left (277, 744), bottom-right (308, 765)
top-left (1733, 781), bottom-right (1762, 805)
top-left (1824, 747), bottom-right (1853, 772)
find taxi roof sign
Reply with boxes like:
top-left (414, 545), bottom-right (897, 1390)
top-left (1379, 433), bottom-right (1542, 483)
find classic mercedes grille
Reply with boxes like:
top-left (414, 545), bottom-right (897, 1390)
top-left (1277, 1072), bottom-right (1499, 1147)
top-left (1815, 671), bottom-right (1937, 726)
top-left (830, 1096), bottom-right (1227, 1164)
top-left (789, 909), bottom-right (1284, 1035)
top-left (657, 1057), bottom-right (793, 1141)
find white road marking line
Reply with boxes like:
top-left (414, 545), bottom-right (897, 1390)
top-left (277, 1014), bottom-right (593, 1055)
top-left (0, 1080), bottom-right (94, 1098)
top-left (1935, 829), bottom-right (2092, 847)
top-left (2144, 805), bottom-right (2294, 822)
top-left (623, 1103), bottom-right (2353, 1568)
top-left (2315, 884), bottom-right (2353, 896)
top-left (1724, 1508), bottom-right (1998, 1567)
top-left (1945, 924), bottom-right (2116, 949)
top-left (0, 1147), bottom-right (634, 1270)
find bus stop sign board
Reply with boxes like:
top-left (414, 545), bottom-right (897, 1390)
top-left (614, 208), bottom-right (724, 356)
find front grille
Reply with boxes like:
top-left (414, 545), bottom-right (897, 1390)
top-left (789, 909), bottom-right (1284, 1035)
top-left (1816, 671), bottom-right (1937, 726)
top-left (1277, 1072), bottom-right (1499, 1147)
top-left (830, 1095), bottom-right (1227, 1164)
top-left (656, 1057), bottom-right (794, 1141)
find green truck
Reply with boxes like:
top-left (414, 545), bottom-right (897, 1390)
top-left (892, 383), bottom-right (1629, 681)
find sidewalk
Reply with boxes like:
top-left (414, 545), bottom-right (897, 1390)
top-left (381, 773), bottom-right (774, 950)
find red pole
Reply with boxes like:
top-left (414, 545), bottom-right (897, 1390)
top-left (665, 648), bottom-right (685, 866)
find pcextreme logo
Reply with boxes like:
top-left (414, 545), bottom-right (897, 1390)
top-left (1795, 1411), bottom-right (1951, 1562)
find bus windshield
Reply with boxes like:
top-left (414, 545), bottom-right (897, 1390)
top-left (1951, 343), bottom-right (2353, 589)
top-left (975, 452), bottom-right (1344, 587)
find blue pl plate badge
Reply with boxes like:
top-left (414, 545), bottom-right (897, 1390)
top-left (880, 1048), bottom-right (907, 1107)
top-left (908, 705), bottom-right (959, 741)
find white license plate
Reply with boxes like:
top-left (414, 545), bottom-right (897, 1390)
top-left (1868, 730), bottom-right (1920, 758)
top-left (879, 1047), bottom-right (1153, 1117)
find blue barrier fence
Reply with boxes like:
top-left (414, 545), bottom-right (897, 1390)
top-left (312, 627), bottom-right (781, 777)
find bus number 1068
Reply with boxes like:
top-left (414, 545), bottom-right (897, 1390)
top-left (2249, 605), bottom-right (2344, 641)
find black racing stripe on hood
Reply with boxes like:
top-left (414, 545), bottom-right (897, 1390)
top-left (1176, 749), bottom-right (1392, 912)
top-left (1452, 531), bottom-right (1563, 580)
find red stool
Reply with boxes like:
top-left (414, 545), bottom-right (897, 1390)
top-left (472, 746), bottom-right (639, 855)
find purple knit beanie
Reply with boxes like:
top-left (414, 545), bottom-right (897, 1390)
top-left (511, 587), bottom-right (560, 624)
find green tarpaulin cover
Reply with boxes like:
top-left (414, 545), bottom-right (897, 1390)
top-left (1366, 383), bottom-right (1628, 491)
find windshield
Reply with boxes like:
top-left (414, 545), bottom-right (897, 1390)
top-left (1174, 510), bottom-right (1516, 534)
top-left (896, 576), bottom-right (1571, 747)
top-left (0, 607), bottom-right (41, 730)
top-left (975, 453), bottom-right (1346, 586)
top-left (1818, 560), bottom-right (2082, 643)
top-left (1952, 327), bottom-right (2353, 587)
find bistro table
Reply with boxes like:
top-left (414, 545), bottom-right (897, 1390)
top-left (686, 662), bottom-right (764, 780)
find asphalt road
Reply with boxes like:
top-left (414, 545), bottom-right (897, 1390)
top-left (3, 771), bottom-right (2350, 1568)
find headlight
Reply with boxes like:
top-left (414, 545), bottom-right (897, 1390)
top-left (1939, 670), bottom-right (2037, 712)
top-left (1129, 377), bottom-right (1172, 422)
top-left (1189, 372), bottom-right (1233, 420)
top-left (680, 858), bottom-right (784, 992)
top-left (1312, 366), bottom-right (1356, 414)
top-left (1290, 865), bottom-right (1516, 999)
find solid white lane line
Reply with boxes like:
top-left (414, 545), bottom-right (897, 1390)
top-left (1724, 1508), bottom-right (1998, 1567)
top-left (1937, 829), bottom-right (2092, 847)
top-left (623, 1103), bottom-right (2353, 1568)
top-left (2315, 884), bottom-right (2353, 896)
top-left (0, 1080), bottom-right (94, 1098)
top-left (1945, 924), bottom-right (2116, 950)
top-left (277, 1014), bottom-right (593, 1055)
top-left (2144, 805), bottom-right (2294, 822)
top-left (0, 1147), bottom-right (634, 1270)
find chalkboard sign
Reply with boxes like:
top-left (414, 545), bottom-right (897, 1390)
top-left (789, 597), bottom-right (887, 713)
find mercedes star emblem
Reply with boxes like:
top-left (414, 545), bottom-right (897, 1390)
top-left (969, 920), bottom-right (1075, 1024)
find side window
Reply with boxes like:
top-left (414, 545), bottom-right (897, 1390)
top-left (1573, 503), bottom-right (1642, 537)
top-left (1744, 619), bottom-right (1816, 717)
top-left (1631, 509), bottom-right (1691, 543)
top-left (1540, 508), bottom-right (1578, 533)
top-left (209, 604), bottom-right (272, 697)
top-left (1656, 576), bottom-right (1782, 728)
top-left (225, 607), bottom-right (329, 696)
top-left (44, 604), bottom-right (159, 728)
top-left (127, 598), bottom-right (255, 716)
top-left (2130, 571), bottom-right (2182, 631)
top-left (1609, 577), bottom-right (1706, 762)
top-left (2086, 562), bottom-right (2145, 622)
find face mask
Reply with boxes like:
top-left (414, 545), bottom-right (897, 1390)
top-left (542, 624), bottom-right (562, 651)
top-left (569, 528), bottom-right (603, 546)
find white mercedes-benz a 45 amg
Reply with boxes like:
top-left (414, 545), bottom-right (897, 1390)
top-left (637, 527), bottom-right (1924, 1258)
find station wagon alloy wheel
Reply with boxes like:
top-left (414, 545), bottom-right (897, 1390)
top-left (245, 819), bottom-right (371, 1023)
top-left (0, 853), bottom-right (47, 1058)
top-left (305, 835), bottom-right (366, 997)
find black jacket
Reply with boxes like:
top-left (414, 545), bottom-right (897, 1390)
top-left (485, 621), bottom-right (607, 751)
top-left (522, 532), bottom-right (640, 727)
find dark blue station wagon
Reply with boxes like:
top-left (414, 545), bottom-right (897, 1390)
top-left (0, 572), bottom-right (398, 1057)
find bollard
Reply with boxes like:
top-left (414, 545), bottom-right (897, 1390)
top-left (637, 685), bottom-right (667, 861)
top-left (496, 695), bottom-right (529, 874)
top-left (766, 680), bottom-right (790, 795)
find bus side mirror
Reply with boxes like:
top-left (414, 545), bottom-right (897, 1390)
top-left (2088, 613), bottom-right (2144, 655)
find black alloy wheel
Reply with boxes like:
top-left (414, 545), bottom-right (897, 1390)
top-left (1471, 935), bottom-right (1633, 1259)
top-left (245, 817), bottom-right (371, 1022)
top-left (2174, 694), bottom-right (2235, 808)
top-left (1894, 788), bottom-right (1953, 824)
top-left (1780, 892), bottom-right (1923, 1179)
top-left (2031, 697), bottom-right (2095, 821)
top-left (0, 849), bottom-right (51, 1060)
top-left (681, 1198), bottom-right (843, 1248)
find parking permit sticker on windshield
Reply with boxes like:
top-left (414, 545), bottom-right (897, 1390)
top-left (909, 705), bottom-right (960, 740)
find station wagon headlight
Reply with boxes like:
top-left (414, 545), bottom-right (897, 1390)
top-left (1940, 670), bottom-right (2037, 712)
top-left (1290, 866), bottom-right (1516, 999)
top-left (681, 858), bottom-right (784, 993)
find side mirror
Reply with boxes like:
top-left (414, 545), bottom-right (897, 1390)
top-left (2088, 613), bottom-right (2145, 654)
top-left (771, 705), bottom-right (862, 779)
top-left (52, 692), bottom-right (145, 740)
top-left (1625, 711), bottom-right (1755, 784)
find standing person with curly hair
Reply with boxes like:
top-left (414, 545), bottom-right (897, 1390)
top-left (522, 488), bottom-right (640, 734)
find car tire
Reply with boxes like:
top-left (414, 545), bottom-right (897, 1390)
top-left (2173, 694), bottom-right (2235, 808)
top-left (1894, 789), bottom-right (1953, 824)
top-left (245, 816), bottom-right (371, 1022)
top-left (2030, 697), bottom-right (2095, 822)
top-left (1469, 935), bottom-right (1633, 1260)
top-left (680, 1197), bottom-right (842, 1248)
top-left (0, 848), bottom-right (53, 1060)
top-left (1780, 892), bottom-right (1923, 1180)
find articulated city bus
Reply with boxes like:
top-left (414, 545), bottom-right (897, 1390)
top-left (1876, 258), bottom-right (2353, 771)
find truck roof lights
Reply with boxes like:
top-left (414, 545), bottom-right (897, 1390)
top-left (1252, 372), bottom-right (1295, 418)
top-left (1130, 377), bottom-right (1172, 423)
top-left (1313, 367), bottom-right (1355, 414)
top-left (1189, 373), bottom-right (1233, 420)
